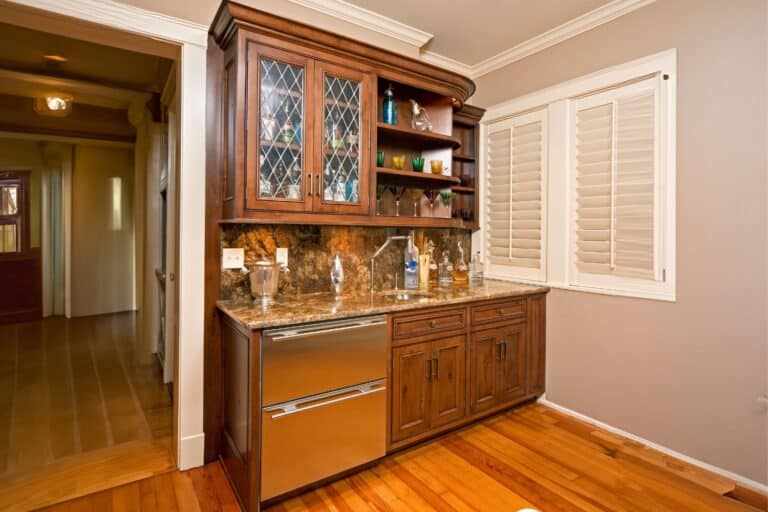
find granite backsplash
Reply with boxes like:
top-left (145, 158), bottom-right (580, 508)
top-left (220, 225), bottom-right (472, 301)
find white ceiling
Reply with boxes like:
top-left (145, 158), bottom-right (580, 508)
top-left (346, 0), bottom-right (612, 64)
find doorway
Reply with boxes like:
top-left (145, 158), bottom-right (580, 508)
top-left (0, 8), bottom-right (186, 509)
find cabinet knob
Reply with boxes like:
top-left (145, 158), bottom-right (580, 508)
top-left (429, 320), bottom-right (437, 328)
top-left (498, 309), bottom-right (505, 316)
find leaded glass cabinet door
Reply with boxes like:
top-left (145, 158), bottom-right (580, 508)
top-left (313, 62), bottom-right (371, 214)
top-left (246, 45), bottom-right (314, 212)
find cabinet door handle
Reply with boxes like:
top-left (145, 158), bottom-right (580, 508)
top-left (426, 358), bottom-right (433, 380)
top-left (316, 174), bottom-right (321, 197)
top-left (502, 341), bottom-right (507, 361)
top-left (433, 357), bottom-right (439, 379)
top-left (308, 173), bottom-right (313, 196)
top-left (496, 341), bottom-right (503, 361)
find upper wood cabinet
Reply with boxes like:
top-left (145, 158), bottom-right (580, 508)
top-left (210, 1), bottom-right (478, 225)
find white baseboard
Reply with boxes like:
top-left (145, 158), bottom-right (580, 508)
top-left (178, 432), bottom-right (205, 471)
top-left (538, 396), bottom-right (768, 494)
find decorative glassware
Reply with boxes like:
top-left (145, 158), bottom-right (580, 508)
top-left (470, 251), bottom-right (484, 284)
top-left (412, 156), bottom-right (425, 172)
top-left (391, 155), bottom-right (406, 170)
top-left (376, 151), bottom-right (385, 167)
top-left (390, 186), bottom-right (405, 216)
top-left (375, 184), bottom-right (387, 216)
top-left (439, 190), bottom-right (454, 208)
top-left (438, 250), bottom-right (454, 286)
top-left (424, 188), bottom-right (439, 217)
top-left (430, 160), bottom-right (443, 174)
top-left (281, 104), bottom-right (295, 143)
top-left (409, 99), bottom-right (432, 131)
top-left (382, 83), bottom-right (397, 125)
top-left (453, 241), bottom-right (468, 283)
top-left (406, 188), bottom-right (423, 217)
top-left (427, 240), bottom-right (438, 284)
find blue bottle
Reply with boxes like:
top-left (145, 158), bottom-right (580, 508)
top-left (383, 84), bottom-right (397, 125)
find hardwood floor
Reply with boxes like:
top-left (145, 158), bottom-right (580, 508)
top-left (42, 403), bottom-right (765, 512)
top-left (0, 312), bottom-right (174, 511)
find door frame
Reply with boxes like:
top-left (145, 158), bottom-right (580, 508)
top-left (4, 0), bottom-right (209, 470)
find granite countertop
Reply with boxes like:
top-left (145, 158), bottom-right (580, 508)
top-left (217, 279), bottom-right (549, 331)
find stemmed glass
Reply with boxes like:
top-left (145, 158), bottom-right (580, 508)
top-left (390, 186), bottom-right (406, 216)
top-left (406, 188), bottom-right (423, 217)
top-left (424, 188), bottom-right (439, 217)
top-left (375, 185), bottom-right (387, 216)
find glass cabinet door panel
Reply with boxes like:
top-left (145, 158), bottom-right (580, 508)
top-left (316, 64), bottom-right (369, 215)
top-left (257, 56), bottom-right (306, 202)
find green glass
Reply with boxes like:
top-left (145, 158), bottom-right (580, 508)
top-left (412, 157), bottom-right (425, 172)
top-left (376, 151), bottom-right (385, 167)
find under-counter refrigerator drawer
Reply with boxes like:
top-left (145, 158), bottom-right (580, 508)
top-left (260, 379), bottom-right (386, 500)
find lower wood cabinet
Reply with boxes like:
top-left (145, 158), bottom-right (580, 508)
top-left (470, 322), bottom-right (527, 415)
top-left (391, 334), bottom-right (466, 444)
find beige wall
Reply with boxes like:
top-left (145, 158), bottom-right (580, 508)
top-left (0, 138), bottom-right (43, 248)
top-left (70, 145), bottom-right (136, 317)
top-left (473, 0), bottom-right (767, 483)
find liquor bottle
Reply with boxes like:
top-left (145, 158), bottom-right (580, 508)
top-left (382, 84), bottom-right (397, 125)
top-left (453, 241), bottom-right (468, 283)
top-left (404, 231), bottom-right (419, 289)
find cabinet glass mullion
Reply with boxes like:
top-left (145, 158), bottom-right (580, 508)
top-left (320, 74), bottom-right (362, 204)
top-left (258, 57), bottom-right (306, 200)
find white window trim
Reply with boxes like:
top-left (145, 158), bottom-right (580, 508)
top-left (479, 49), bottom-right (676, 302)
top-left (485, 109), bottom-right (548, 282)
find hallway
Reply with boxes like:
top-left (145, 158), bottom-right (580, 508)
top-left (0, 312), bottom-right (172, 476)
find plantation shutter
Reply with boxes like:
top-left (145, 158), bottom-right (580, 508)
top-left (486, 110), bottom-right (546, 280)
top-left (574, 77), bottom-right (659, 281)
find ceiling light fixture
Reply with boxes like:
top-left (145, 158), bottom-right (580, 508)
top-left (43, 54), bottom-right (68, 63)
top-left (33, 94), bottom-right (74, 117)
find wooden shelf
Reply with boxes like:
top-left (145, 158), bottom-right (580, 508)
top-left (452, 153), bottom-right (476, 162)
top-left (452, 186), bottom-right (475, 194)
top-left (376, 167), bottom-right (460, 187)
top-left (220, 214), bottom-right (471, 229)
top-left (260, 139), bottom-right (301, 151)
top-left (377, 123), bottom-right (461, 150)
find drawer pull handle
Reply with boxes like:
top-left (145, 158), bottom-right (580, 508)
top-left (429, 320), bottom-right (437, 328)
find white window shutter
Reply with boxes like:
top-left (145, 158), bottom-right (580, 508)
top-left (486, 110), bottom-right (546, 281)
top-left (573, 76), bottom-right (660, 282)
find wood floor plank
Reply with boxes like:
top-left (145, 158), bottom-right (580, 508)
top-left (0, 323), bottom-right (18, 474)
top-left (43, 318), bottom-right (78, 461)
top-left (111, 482), bottom-right (141, 512)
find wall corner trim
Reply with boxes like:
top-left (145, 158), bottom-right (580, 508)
top-left (538, 396), bottom-right (768, 494)
top-left (178, 433), bottom-right (206, 471)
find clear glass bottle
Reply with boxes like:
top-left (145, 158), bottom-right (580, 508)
top-left (427, 240), bottom-right (438, 284)
top-left (470, 251), bottom-right (484, 284)
top-left (404, 231), bottom-right (419, 289)
top-left (438, 250), bottom-right (454, 286)
top-left (453, 241), bottom-right (468, 283)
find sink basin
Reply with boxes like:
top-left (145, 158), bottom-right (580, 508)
top-left (377, 290), bottom-right (433, 301)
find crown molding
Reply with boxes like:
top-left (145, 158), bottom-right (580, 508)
top-left (419, 0), bottom-right (656, 80)
top-left (6, 0), bottom-right (208, 47)
top-left (420, 50), bottom-right (473, 78)
top-left (285, 0), bottom-right (433, 48)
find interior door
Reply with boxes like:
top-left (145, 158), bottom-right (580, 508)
top-left (313, 61), bottom-right (371, 215)
top-left (470, 328), bottom-right (500, 414)
top-left (245, 43), bottom-right (314, 212)
top-left (429, 335), bottom-right (466, 428)
top-left (391, 342), bottom-right (430, 443)
top-left (498, 323), bottom-right (527, 404)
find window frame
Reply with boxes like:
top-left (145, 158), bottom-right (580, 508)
top-left (0, 170), bottom-right (30, 256)
top-left (479, 49), bottom-right (676, 302)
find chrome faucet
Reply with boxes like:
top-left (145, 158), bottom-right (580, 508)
top-left (370, 234), bottom-right (411, 292)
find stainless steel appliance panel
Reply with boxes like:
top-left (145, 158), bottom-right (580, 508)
top-left (260, 379), bottom-right (386, 500)
top-left (261, 315), bottom-right (387, 406)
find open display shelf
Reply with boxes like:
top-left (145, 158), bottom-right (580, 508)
top-left (377, 123), bottom-right (461, 150)
top-left (377, 167), bottom-right (460, 187)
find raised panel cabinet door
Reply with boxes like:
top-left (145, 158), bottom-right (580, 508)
top-left (391, 342), bottom-right (431, 443)
top-left (312, 61), bottom-right (371, 215)
top-left (245, 42), bottom-right (314, 212)
top-left (470, 329), bottom-right (500, 414)
top-left (498, 323), bottom-right (527, 405)
top-left (429, 335), bottom-right (466, 429)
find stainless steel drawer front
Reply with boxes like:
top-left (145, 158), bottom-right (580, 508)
top-left (260, 379), bottom-right (387, 500)
top-left (262, 315), bottom-right (387, 406)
